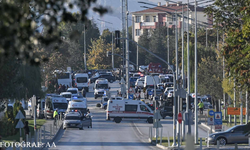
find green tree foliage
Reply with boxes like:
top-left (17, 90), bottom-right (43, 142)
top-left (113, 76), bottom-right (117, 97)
top-left (198, 55), bottom-right (223, 102)
top-left (0, 0), bottom-right (107, 65)
top-left (205, 0), bottom-right (250, 89)
top-left (138, 29), bottom-right (151, 65)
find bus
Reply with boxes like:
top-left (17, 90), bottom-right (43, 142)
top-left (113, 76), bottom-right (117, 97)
top-left (56, 72), bottom-right (72, 87)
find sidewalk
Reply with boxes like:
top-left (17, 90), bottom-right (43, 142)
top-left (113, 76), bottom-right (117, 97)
top-left (5, 119), bottom-right (62, 150)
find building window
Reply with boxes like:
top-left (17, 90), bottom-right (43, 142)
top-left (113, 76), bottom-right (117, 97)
top-left (136, 29), bottom-right (141, 36)
top-left (172, 15), bottom-right (176, 21)
top-left (146, 16), bottom-right (150, 22)
top-left (136, 16), bottom-right (141, 23)
top-left (153, 16), bottom-right (156, 22)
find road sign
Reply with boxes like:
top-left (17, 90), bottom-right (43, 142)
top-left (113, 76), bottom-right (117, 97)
top-left (135, 93), bottom-right (140, 98)
top-left (227, 107), bottom-right (246, 115)
top-left (207, 117), bottom-right (214, 125)
top-left (208, 109), bottom-right (215, 118)
top-left (214, 112), bottom-right (222, 125)
top-left (148, 91), bottom-right (153, 95)
top-left (128, 94), bottom-right (134, 100)
top-left (15, 110), bottom-right (25, 119)
top-left (178, 113), bottom-right (182, 124)
top-left (215, 125), bottom-right (222, 130)
top-left (15, 120), bottom-right (24, 128)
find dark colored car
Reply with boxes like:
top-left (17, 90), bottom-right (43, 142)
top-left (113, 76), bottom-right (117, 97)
top-left (160, 106), bottom-right (173, 119)
top-left (206, 125), bottom-right (249, 145)
top-left (129, 77), bottom-right (138, 87)
top-left (90, 74), bottom-right (115, 83)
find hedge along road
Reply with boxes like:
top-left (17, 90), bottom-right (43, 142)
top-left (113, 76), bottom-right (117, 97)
top-left (48, 81), bottom-right (160, 150)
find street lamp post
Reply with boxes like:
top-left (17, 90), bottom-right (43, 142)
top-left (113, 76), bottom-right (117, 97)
top-left (125, 0), bottom-right (130, 98)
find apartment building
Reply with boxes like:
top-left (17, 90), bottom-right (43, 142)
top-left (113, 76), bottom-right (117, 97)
top-left (131, 2), bottom-right (212, 42)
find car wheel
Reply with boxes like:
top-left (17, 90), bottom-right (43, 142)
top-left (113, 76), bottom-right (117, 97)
top-left (216, 137), bottom-right (227, 146)
top-left (88, 126), bottom-right (89, 128)
top-left (114, 117), bottom-right (122, 123)
top-left (94, 95), bottom-right (97, 99)
top-left (110, 79), bottom-right (113, 83)
top-left (104, 105), bottom-right (107, 110)
top-left (63, 128), bottom-right (66, 130)
top-left (147, 117), bottom-right (153, 124)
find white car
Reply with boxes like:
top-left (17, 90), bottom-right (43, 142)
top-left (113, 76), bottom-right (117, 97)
top-left (135, 78), bottom-right (144, 87)
top-left (67, 88), bottom-right (79, 96)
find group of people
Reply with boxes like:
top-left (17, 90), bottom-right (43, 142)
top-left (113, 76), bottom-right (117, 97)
top-left (57, 84), bottom-right (69, 94)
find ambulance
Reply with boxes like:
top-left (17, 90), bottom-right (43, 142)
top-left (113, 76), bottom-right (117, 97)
top-left (94, 79), bottom-right (111, 99)
top-left (106, 99), bottom-right (154, 123)
top-left (44, 95), bottom-right (68, 119)
top-left (67, 100), bottom-right (88, 116)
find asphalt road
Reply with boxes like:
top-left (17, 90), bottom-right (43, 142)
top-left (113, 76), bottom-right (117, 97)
top-left (49, 81), bottom-right (161, 150)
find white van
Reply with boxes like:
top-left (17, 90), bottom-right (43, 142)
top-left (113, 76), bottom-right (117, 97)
top-left (37, 99), bottom-right (45, 119)
top-left (144, 76), bottom-right (160, 88)
top-left (44, 95), bottom-right (68, 119)
top-left (94, 79), bottom-right (110, 99)
top-left (106, 99), bottom-right (154, 123)
top-left (74, 73), bottom-right (89, 92)
top-left (67, 100), bottom-right (87, 115)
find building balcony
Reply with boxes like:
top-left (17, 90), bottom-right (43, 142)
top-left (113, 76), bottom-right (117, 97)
top-left (140, 22), bottom-right (157, 29)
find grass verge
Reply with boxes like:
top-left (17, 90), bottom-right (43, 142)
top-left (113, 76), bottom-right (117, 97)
top-left (2, 119), bottom-right (46, 143)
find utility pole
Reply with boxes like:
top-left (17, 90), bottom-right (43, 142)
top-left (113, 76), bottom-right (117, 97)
top-left (137, 45), bottom-right (139, 70)
top-left (194, 0), bottom-right (198, 144)
top-left (246, 90), bottom-right (248, 123)
top-left (181, 5), bottom-right (185, 89)
top-left (84, 24), bottom-right (87, 71)
top-left (234, 80), bottom-right (236, 125)
top-left (240, 91), bottom-right (243, 125)
top-left (206, 27), bottom-right (208, 48)
top-left (112, 31), bottom-right (114, 69)
top-left (223, 33), bottom-right (226, 120)
top-left (186, 0), bottom-right (191, 135)
top-left (125, 0), bottom-right (130, 98)
top-left (167, 23), bottom-right (170, 65)
top-left (173, 10), bottom-right (178, 146)
top-left (181, 5), bottom-right (185, 140)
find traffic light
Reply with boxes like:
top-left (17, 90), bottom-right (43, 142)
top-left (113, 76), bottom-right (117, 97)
top-left (115, 30), bottom-right (120, 48)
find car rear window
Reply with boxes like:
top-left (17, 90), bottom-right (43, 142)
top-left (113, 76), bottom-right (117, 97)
top-left (65, 116), bottom-right (80, 120)
top-left (77, 77), bottom-right (87, 83)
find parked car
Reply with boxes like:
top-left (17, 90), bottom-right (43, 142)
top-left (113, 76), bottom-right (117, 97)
top-left (160, 106), bottom-right (173, 119)
top-left (206, 125), bottom-right (249, 145)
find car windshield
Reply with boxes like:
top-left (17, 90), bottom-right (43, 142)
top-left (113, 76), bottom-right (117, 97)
top-left (67, 90), bottom-right (77, 94)
top-left (96, 84), bottom-right (108, 89)
top-left (53, 103), bottom-right (68, 110)
top-left (62, 94), bottom-right (71, 98)
top-left (77, 77), bottom-right (87, 83)
top-left (65, 116), bottom-right (80, 120)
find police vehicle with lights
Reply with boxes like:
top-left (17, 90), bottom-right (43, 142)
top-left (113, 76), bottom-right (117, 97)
top-left (106, 99), bottom-right (154, 123)
top-left (94, 79), bottom-right (111, 99)
top-left (44, 95), bottom-right (68, 119)
top-left (63, 112), bottom-right (84, 130)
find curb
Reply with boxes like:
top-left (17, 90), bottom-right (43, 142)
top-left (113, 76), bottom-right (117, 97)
top-left (200, 123), bottom-right (215, 133)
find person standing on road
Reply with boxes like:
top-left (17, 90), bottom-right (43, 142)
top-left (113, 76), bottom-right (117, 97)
top-left (82, 88), bottom-right (86, 97)
top-left (198, 101), bottom-right (204, 114)
top-left (53, 108), bottom-right (58, 125)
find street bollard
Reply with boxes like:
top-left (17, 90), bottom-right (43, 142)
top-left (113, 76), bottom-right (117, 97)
top-left (60, 112), bottom-right (62, 121)
top-left (249, 137), bottom-right (250, 146)
top-left (29, 132), bottom-right (31, 150)
top-left (235, 143), bottom-right (238, 150)
top-left (26, 134), bottom-right (29, 142)
top-left (160, 127), bottom-right (163, 145)
top-left (37, 129), bottom-right (39, 145)
top-left (57, 115), bottom-right (59, 126)
top-left (50, 124), bottom-right (52, 140)
top-left (200, 138), bottom-right (202, 150)
top-left (13, 140), bottom-right (16, 150)
top-left (43, 125), bottom-right (45, 142)
top-left (149, 127), bottom-right (150, 139)
top-left (39, 128), bottom-right (41, 143)
top-left (207, 131), bottom-right (209, 147)
top-left (167, 131), bottom-right (170, 147)
top-left (216, 140), bottom-right (219, 150)
top-left (20, 137), bottom-right (23, 150)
